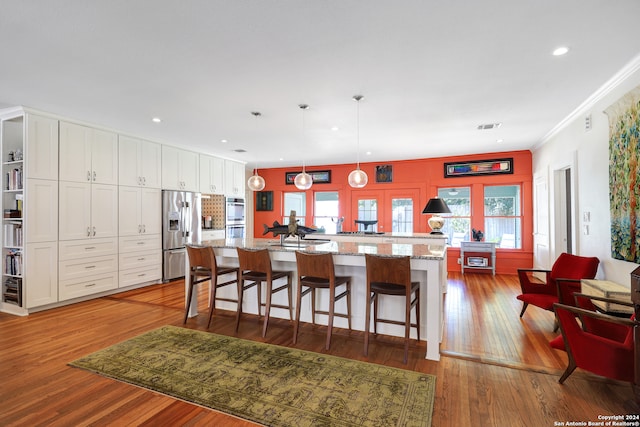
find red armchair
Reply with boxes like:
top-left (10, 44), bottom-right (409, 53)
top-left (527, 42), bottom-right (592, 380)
top-left (516, 253), bottom-right (599, 321)
top-left (553, 302), bottom-right (635, 383)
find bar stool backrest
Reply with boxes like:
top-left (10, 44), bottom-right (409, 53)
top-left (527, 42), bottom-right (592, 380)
top-left (295, 252), bottom-right (336, 281)
top-left (186, 244), bottom-right (217, 273)
top-left (365, 254), bottom-right (411, 290)
top-left (237, 247), bottom-right (272, 275)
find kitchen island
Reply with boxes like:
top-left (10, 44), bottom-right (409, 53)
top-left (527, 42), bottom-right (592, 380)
top-left (186, 237), bottom-right (447, 361)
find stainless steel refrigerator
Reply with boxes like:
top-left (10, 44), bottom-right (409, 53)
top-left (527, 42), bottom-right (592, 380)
top-left (162, 190), bottom-right (201, 281)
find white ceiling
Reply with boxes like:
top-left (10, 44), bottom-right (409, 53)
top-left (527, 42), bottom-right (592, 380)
top-left (1, 1), bottom-right (640, 168)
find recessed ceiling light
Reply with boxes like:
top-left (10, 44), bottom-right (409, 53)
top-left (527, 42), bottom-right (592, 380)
top-left (331, 126), bottom-right (339, 131)
top-left (553, 46), bottom-right (569, 56)
top-left (221, 139), bottom-right (228, 143)
top-left (152, 117), bottom-right (162, 123)
top-left (366, 151), bottom-right (372, 156)
top-left (496, 139), bottom-right (504, 143)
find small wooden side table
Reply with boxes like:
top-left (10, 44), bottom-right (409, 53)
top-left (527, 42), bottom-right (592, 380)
top-left (581, 279), bottom-right (633, 315)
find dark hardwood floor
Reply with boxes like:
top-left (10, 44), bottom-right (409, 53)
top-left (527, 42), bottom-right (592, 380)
top-left (0, 272), bottom-right (634, 426)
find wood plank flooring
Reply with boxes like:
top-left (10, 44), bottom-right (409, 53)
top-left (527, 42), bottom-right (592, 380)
top-left (0, 272), bottom-right (634, 426)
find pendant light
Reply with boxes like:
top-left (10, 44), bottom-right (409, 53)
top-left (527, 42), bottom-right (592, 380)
top-left (348, 95), bottom-right (368, 188)
top-left (247, 111), bottom-right (266, 191)
top-left (294, 104), bottom-right (313, 190)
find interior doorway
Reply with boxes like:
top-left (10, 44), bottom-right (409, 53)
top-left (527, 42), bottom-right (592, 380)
top-left (553, 165), bottom-right (575, 256)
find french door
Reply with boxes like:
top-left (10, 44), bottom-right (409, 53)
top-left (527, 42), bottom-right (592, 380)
top-left (351, 189), bottom-right (421, 233)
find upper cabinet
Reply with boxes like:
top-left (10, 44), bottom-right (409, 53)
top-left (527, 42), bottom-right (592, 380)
top-left (199, 154), bottom-right (224, 195)
top-left (224, 160), bottom-right (246, 197)
top-left (161, 146), bottom-right (199, 192)
top-left (118, 135), bottom-right (161, 188)
top-left (59, 121), bottom-right (118, 185)
top-left (25, 114), bottom-right (58, 180)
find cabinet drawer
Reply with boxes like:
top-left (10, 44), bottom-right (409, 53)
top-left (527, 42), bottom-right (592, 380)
top-left (119, 250), bottom-right (161, 270)
top-left (59, 272), bottom-right (118, 301)
top-left (119, 266), bottom-right (162, 288)
top-left (59, 255), bottom-right (118, 282)
top-left (59, 238), bottom-right (117, 260)
top-left (119, 235), bottom-right (161, 253)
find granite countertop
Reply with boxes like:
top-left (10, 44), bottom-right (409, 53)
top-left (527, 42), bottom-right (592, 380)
top-left (309, 232), bottom-right (448, 239)
top-left (202, 237), bottom-right (446, 260)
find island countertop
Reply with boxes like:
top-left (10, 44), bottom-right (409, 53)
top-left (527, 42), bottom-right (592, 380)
top-left (201, 237), bottom-right (446, 260)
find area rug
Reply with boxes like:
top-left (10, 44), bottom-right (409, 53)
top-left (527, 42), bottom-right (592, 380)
top-left (69, 325), bottom-right (435, 426)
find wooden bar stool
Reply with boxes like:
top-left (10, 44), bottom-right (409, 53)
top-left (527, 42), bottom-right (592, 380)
top-left (364, 253), bottom-right (420, 364)
top-left (236, 247), bottom-right (294, 337)
top-left (184, 244), bottom-right (239, 327)
top-left (294, 251), bottom-right (352, 350)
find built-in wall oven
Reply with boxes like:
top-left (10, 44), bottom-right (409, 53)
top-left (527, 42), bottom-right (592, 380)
top-left (225, 197), bottom-right (245, 239)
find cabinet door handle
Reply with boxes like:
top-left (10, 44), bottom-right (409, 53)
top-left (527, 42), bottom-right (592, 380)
top-left (138, 257), bottom-right (146, 261)
top-left (142, 225), bottom-right (146, 233)
top-left (93, 171), bottom-right (96, 181)
top-left (138, 273), bottom-right (146, 277)
top-left (85, 265), bottom-right (96, 269)
top-left (92, 226), bottom-right (96, 236)
top-left (138, 225), bottom-right (142, 233)
top-left (85, 246), bottom-right (95, 250)
top-left (142, 177), bottom-right (146, 185)
top-left (87, 227), bottom-right (91, 237)
top-left (137, 241), bottom-right (145, 245)
top-left (138, 176), bottom-right (142, 185)
top-left (87, 171), bottom-right (91, 181)
top-left (85, 283), bottom-right (96, 287)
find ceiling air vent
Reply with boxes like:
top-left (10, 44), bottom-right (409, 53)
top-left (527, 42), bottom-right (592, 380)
top-left (477, 123), bottom-right (502, 130)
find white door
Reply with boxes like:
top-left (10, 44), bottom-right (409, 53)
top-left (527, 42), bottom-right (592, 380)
top-left (92, 184), bottom-right (118, 238)
top-left (139, 140), bottom-right (161, 188)
top-left (118, 135), bottom-right (140, 187)
top-left (25, 179), bottom-right (58, 243)
top-left (141, 187), bottom-right (162, 235)
top-left (118, 186), bottom-right (142, 236)
top-left (59, 122), bottom-right (91, 183)
top-left (533, 171), bottom-right (550, 270)
top-left (25, 242), bottom-right (58, 308)
top-left (26, 114), bottom-right (58, 180)
top-left (59, 181), bottom-right (92, 240)
top-left (91, 129), bottom-right (118, 185)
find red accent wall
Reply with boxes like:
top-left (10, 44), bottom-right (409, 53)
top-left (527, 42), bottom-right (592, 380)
top-left (251, 150), bottom-right (533, 274)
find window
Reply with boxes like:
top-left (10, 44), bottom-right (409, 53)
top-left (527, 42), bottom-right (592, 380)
top-left (357, 199), bottom-right (378, 232)
top-left (438, 187), bottom-right (470, 247)
top-left (283, 192), bottom-right (306, 225)
top-left (391, 198), bottom-right (413, 233)
top-left (484, 185), bottom-right (522, 249)
top-left (313, 192), bottom-right (339, 233)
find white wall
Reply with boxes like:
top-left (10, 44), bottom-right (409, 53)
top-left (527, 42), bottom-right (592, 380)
top-left (532, 56), bottom-right (640, 287)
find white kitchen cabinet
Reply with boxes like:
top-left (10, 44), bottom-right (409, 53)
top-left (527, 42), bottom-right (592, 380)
top-left (25, 114), bottom-right (58, 180)
top-left (118, 186), bottom-right (161, 236)
top-left (224, 160), bottom-right (246, 197)
top-left (118, 135), bottom-right (161, 188)
top-left (1, 111), bottom-right (59, 313)
top-left (162, 146), bottom-right (199, 191)
top-left (59, 182), bottom-right (118, 240)
top-left (58, 237), bottom-right (118, 301)
top-left (118, 234), bottom-right (162, 288)
top-left (199, 154), bottom-right (224, 194)
top-left (25, 179), bottom-right (58, 243)
top-left (25, 242), bottom-right (58, 308)
top-left (59, 121), bottom-right (118, 185)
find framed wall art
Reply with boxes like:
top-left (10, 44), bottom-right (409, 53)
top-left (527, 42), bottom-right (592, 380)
top-left (444, 158), bottom-right (513, 178)
top-left (375, 165), bottom-right (393, 183)
top-left (285, 170), bottom-right (331, 185)
top-left (256, 191), bottom-right (273, 211)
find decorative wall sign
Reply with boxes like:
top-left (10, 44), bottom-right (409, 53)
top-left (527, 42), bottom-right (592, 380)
top-left (285, 170), bottom-right (331, 185)
top-left (444, 158), bottom-right (513, 178)
top-left (375, 165), bottom-right (393, 183)
top-left (256, 191), bottom-right (273, 211)
top-left (605, 84), bottom-right (640, 263)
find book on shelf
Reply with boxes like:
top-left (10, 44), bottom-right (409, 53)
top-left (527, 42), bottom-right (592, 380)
top-left (5, 166), bottom-right (23, 191)
top-left (4, 250), bottom-right (23, 276)
top-left (3, 222), bottom-right (23, 247)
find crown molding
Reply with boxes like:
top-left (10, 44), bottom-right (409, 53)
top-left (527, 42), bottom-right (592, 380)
top-left (534, 53), bottom-right (640, 150)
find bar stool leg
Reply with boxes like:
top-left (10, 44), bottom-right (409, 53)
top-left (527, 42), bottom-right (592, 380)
top-left (262, 281), bottom-right (273, 338)
top-left (235, 279), bottom-right (244, 332)
top-left (183, 274), bottom-right (195, 324)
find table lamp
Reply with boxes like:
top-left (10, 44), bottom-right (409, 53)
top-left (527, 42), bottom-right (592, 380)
top-left (422, 197), bottom-right (451, 234)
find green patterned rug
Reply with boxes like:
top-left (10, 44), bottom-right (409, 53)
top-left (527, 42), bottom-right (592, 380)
top-left (70, 325), bottom-right (435, 426)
